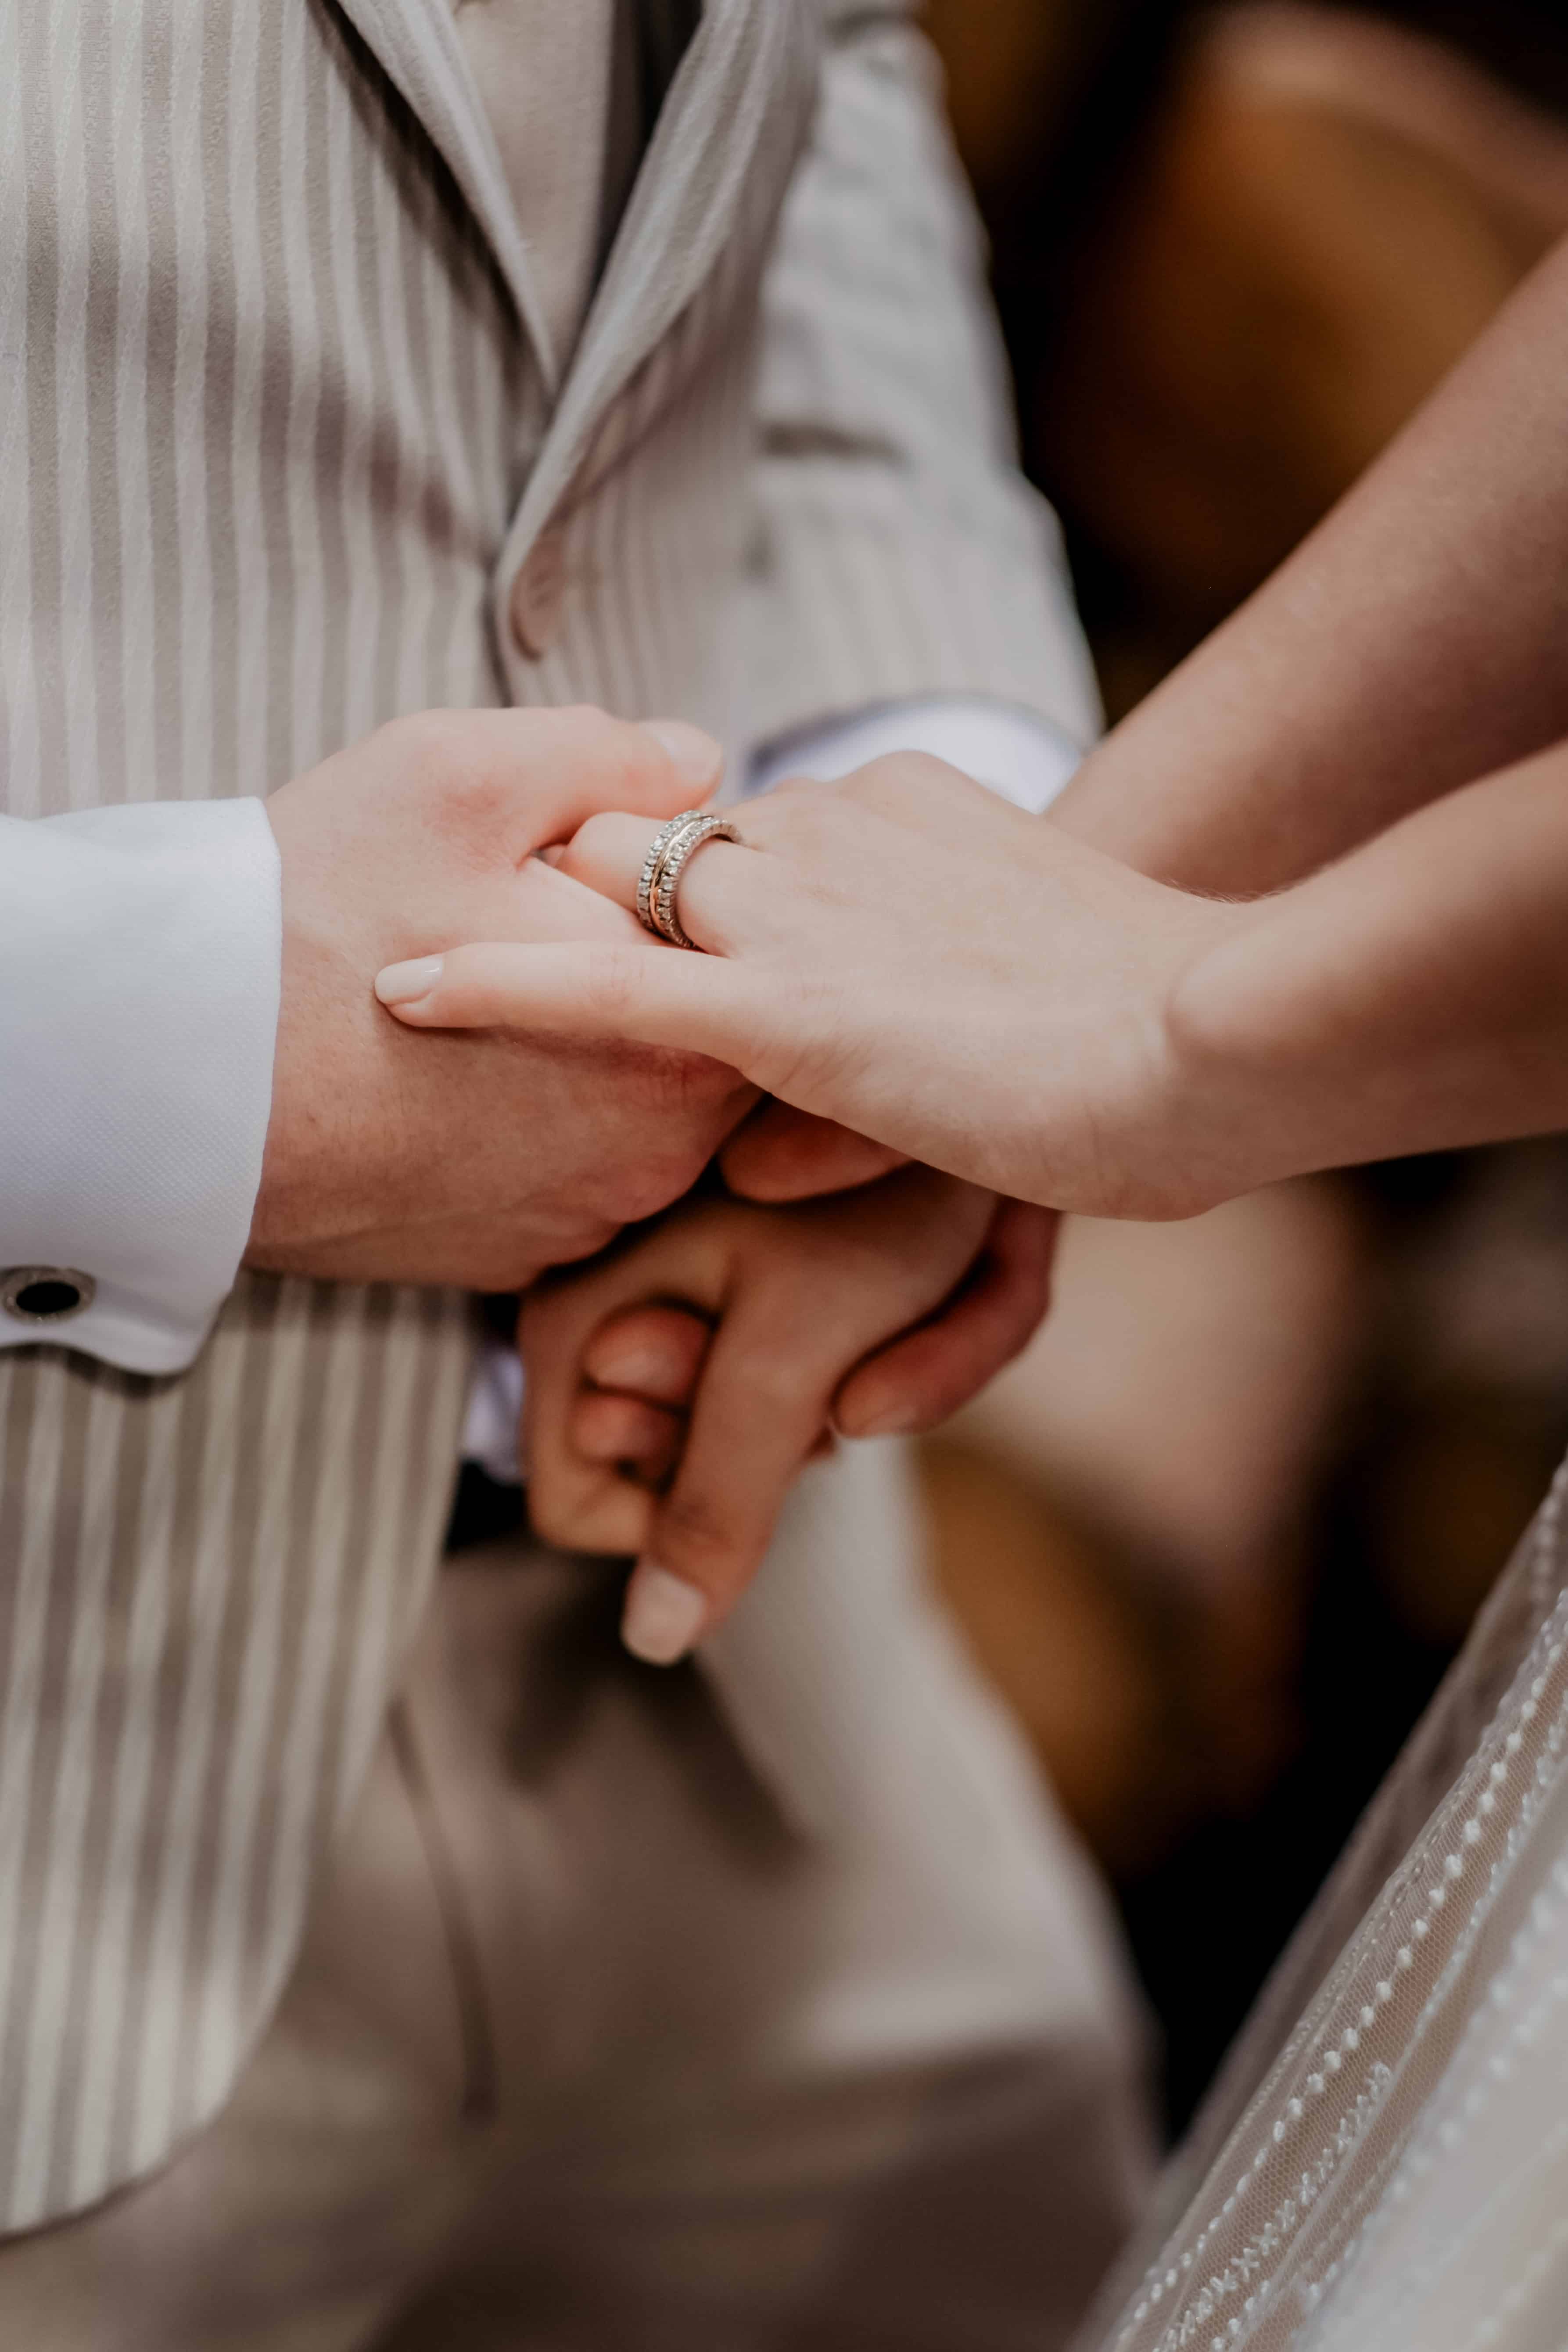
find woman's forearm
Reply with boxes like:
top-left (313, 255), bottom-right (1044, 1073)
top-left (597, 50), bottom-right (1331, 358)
top-left (1174, 740), bottom-right (1568, 1185)
top-left (1054, 235), bottom-right (1568, 894)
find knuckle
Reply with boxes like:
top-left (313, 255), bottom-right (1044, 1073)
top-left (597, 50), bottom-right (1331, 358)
top-left (771, 789), bottom-right (843, 852)
top-left (741, 781), bottom-right (826, 851)
top-left (387, 712), bottom-right (518, 838)
top-left (554, 703), bottom-right (614, 746)
top-left (446, 768), bottom-right (512, 832)
top-left (582, 946), bottom-right (645, 1026)
top-left (574, 1047), bottom-right (743, 1228)
top-left (754, 775), bottom-right (819, 815)
top-left (850, 750), bottom-right (966, 816)
top-left (556, 705), bottom-right (639, 792)
top-left (386, 708), bottom-right (467, 778)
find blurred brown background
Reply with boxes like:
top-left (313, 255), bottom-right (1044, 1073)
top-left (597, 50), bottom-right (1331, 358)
top-left (916, 0), bottom-right (1568, 2135)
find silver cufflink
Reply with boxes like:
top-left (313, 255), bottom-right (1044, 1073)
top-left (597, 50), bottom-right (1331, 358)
top-left (1, 1268), bottom-right (97, 1325)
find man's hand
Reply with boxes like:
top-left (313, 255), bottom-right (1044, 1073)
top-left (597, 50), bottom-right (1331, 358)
top-left (247, 707), bottom-right (756, 1289)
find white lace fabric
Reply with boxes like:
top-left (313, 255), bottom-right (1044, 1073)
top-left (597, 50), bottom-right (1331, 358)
top-left (1079, 1455), bottom-right (1568, 2352)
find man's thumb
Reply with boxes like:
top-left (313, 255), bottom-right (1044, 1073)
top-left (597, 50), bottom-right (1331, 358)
top-left (638, 719), bottom-right (724, 798)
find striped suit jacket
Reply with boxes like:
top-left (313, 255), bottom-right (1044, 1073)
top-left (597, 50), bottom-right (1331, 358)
top-left (0, 0), bottom-right (1100, 2229)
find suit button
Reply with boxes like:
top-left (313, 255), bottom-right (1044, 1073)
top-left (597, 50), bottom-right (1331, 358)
top-left (509, 527), bottom-right (567, 659)
top-left (2, 1267), bottom-right (97, 1325)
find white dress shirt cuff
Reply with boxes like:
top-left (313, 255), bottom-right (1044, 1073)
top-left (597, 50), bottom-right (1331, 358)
top-left (743, 694), bottom-right (1087, 812)
top-left (0, 799), bottom-right (282, 1374)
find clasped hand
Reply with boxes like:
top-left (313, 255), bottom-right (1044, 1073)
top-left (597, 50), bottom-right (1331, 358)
top-left (379, 751), bottom-right (1256, 1221)
top-left (253, 708), bottom-right (1062, 1666)
top-left (369, 746), bottom-right (1259, 1664)
top-left (371, 745), bottom-right (1252, 1663)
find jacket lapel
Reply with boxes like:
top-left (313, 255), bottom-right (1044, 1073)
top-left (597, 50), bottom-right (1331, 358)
top-left (333, 0), bottom-right (564, 392)
top-left (337, 0), bottom-right (818, 558)
top-left (504, 0), bottom-right (819, 560)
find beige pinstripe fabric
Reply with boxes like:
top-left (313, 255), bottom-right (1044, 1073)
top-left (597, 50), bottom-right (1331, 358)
top-left (448, 0), bottom-right (618, 365)
top-left (0, 0), bottom-right (1101, 2232)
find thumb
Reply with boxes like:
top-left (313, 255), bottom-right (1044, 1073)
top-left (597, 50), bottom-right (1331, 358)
top-left (630, 718), bottom-right (726, 815)
top-left (497, 707), bottom-right (724, 853)
top-left (374, 937), bottom-right (782, 1076)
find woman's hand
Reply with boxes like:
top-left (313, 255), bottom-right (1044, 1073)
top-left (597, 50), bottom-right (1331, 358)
top-left (520, 1171), bottom-right (1053, 1663)
top-left (377, 755), bottom-right (1256, 1220)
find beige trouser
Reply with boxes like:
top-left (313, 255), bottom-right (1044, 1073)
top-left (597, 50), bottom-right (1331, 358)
top-left (0, 1448), bottom-right (1154, 2352)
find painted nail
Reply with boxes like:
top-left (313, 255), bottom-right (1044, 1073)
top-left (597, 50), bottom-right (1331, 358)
top-left (374, 955), bottom-right (444, 1007)
top-left (639, 719), bottom-right (724, 793)
top-left (621, 1562), bottom-right (707, 1666)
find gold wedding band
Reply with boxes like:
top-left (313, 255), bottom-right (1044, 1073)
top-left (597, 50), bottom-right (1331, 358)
top-left (635, 810), bottom-right (740, 950)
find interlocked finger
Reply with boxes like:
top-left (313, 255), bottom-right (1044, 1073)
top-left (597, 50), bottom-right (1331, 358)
top-left (619, 1304), bottom-right (838, 1661)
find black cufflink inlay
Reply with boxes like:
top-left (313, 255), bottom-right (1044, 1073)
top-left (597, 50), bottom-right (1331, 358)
top-left (1, 1268), bottom-right (97, 1325)
top-left (16, 1280), bottom-right (82, 1318)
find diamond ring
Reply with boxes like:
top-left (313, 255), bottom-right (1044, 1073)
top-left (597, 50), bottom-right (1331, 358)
top-left (635, 811), bottom-right (740, 950)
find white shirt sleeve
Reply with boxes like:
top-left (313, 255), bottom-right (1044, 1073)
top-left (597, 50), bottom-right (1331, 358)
top-left (743, 694), bottom-right (1086, 813)
top-left (0, 798), bottom-right (282, 1374)
top-left (458, 693), bottom-right (1089, 1486)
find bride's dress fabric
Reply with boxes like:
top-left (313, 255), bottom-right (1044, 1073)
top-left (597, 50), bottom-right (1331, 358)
top-left (1080, 1452), bottom-right (1568, 2352)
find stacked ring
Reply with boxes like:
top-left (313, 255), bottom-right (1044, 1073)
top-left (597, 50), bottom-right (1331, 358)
top-left (635, 811), bottom-right (702, 935)
top-left (635, 810), bottom-right (741, 950)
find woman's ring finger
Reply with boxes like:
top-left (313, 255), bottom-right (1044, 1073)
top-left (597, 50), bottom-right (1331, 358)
top-left (554, 808), bottom-right (751, 943)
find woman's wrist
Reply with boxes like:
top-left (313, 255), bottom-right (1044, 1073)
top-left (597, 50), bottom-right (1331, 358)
top-left (1168, 745), bottom-right (1568, 1192)
top-left (1155, 891), bottom-right (1329, 1210)
top-left (1162, 866), bottom-right (1418, 1202)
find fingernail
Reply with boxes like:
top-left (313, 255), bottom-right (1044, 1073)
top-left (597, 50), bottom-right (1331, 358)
top-left (374, 955), bottom-right (444, 1007)
top-left (640, 719), bottom-right (724, 794)
top-left (621, 1562), bottom-right (707, 1666)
